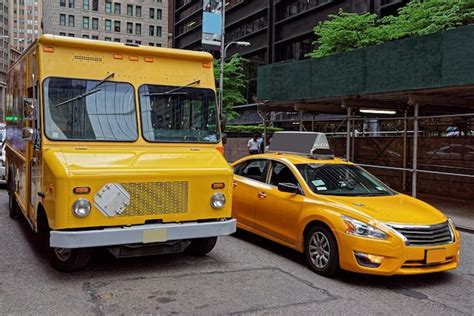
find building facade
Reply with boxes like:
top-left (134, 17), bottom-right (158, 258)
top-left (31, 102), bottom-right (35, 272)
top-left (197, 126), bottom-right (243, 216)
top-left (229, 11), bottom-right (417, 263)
top-left (42, 0), bottom-right (169, 47)
top-left (9, 0), bottom-right (42, 51)
top-left (0, 0), bottom-right (8, 120)
top-left (172, 0), bottom-right (408, 102)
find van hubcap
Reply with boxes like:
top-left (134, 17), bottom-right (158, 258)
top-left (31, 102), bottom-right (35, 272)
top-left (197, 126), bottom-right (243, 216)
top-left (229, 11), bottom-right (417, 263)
top-left (54, 248), bottom-right (72, 262)
top-left (309, 232), bottom-right (330, 269)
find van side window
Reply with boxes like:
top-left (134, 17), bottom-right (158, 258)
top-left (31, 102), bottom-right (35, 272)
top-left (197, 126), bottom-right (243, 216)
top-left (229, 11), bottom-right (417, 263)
top-left (238, 159), bottom-right (267, 182)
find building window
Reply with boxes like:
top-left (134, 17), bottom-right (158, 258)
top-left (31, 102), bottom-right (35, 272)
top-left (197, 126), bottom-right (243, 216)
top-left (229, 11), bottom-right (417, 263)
top-left (135, 5), bottom-right (141, 17)
top-left (105, 37), bottom-right (111, 41)
top-left (156, 43), bottom-right (162, 47)
top-left (135, 40), bottom-right (141, 44)
top-left (82, 34), bottom-right (89, 38)
top-left (135, 23), bottom-right (141, 35)
top-left (68, 15), bottom-right (75, 27)
top-left (105, 19), bottom-right (111, 31)
top-left (83, 0), bottom-right (89, 10)
top-left (127, 22), bottom-right (133, 34)
top-left (114, 3), bottom-right (120, 14)
top-left (105, 0), bottom-right (112, 13)
top-left (127, 4), bottom-right (133, 16)
top-left (68, 0), bottom-right (74, 8)
top-left (114, 20), bottom-right (121, 32)
top-left (149, 8), bottom-right (154, 19)
top-left (68, 33), bottom-right (75, 37)
top-left (126, 39), bottom-right (132, 43)
top-left (82, 16), bottom-right (89, 29)
top-left (92, 0), bottom-right (98, 11)
top-left (92, 35), bottom-right (98, 40)
top-left (59, 14), bottom-right (66, 26)
top-left (60, 0), bottom-right (66, 7)
top-left (59, 32), bottom-right (66, 36)
top-left (156, 26), bottom-right (162, 37)
top-left (156, 9), bottom-right (162, 20)
top-left (149, 42), bottom-right (154, 46)
top-left (92, 17), bottom-right (98, 29)
top-left (114, 38), bottom-right (120, 42)
top-left (149, 25), bottom-right (154, 36)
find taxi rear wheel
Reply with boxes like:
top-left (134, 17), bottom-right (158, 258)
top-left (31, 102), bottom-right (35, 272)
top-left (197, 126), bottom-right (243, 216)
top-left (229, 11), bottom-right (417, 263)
top-left (184, 237), bottom-right (217, 256)
top-left (304, 225), bottom-right (339, 277)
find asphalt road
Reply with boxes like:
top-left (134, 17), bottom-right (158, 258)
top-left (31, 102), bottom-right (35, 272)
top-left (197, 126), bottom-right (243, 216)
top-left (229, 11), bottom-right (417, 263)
top-left (0, 189), bottom-right (473, 315)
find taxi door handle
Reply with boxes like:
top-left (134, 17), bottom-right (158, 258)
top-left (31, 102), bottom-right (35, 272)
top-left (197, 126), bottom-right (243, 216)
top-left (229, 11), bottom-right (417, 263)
top-left (258, 192), bottom-right (267, 199)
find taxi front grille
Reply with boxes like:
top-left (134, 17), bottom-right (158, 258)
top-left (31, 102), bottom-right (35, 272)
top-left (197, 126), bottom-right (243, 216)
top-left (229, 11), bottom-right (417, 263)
top-left (388, 222), bottom-right (453, 246)
top-left (118, 181), bottom-right (188, 217)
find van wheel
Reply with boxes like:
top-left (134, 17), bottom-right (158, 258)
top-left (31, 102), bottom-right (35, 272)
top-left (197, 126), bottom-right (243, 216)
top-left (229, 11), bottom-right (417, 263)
top-left (184, 237), bottom-right (217, 256)
top-left (49, 247), bottom-right (91, 272)
top-left (304, 225), bottom-right (340, 277)
top-left (7, 167), bottom-right (19, 219)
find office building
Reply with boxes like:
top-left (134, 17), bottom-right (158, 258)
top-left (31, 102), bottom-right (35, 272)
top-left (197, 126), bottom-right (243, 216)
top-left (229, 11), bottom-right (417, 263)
top-left (42, 0), bottom-right (169, 47)
top-left (9, 0), bottom-right (42, 51)
top-left (0, 0), bottom-right (8, 120)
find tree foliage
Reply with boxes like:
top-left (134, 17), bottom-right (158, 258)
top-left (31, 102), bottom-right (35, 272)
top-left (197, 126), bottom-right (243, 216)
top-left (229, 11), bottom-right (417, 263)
top-left (307, 0), bottom-right (474, 58)
top-left (214, 54), bottom-right (248, 120)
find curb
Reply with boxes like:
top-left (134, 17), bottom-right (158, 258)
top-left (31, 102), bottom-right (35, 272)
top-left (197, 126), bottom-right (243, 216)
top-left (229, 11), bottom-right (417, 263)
top-left (456, 225), bottom-right (474, 234)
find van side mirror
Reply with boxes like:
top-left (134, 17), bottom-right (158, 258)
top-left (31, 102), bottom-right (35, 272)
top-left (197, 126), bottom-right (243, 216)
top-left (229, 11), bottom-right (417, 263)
top-left (22, 127), bottom-right (34, 141)
top-left (278, 182), bottom-right (300, 194)
top-left (23, 99), bottom-right (36, 121)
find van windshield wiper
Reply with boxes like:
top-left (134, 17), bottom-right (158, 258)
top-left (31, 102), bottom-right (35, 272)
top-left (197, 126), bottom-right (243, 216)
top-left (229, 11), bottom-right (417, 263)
top-left (142, 80), bottom-right (201, 97)
top-left (54, 73), bottom-right (115, 107)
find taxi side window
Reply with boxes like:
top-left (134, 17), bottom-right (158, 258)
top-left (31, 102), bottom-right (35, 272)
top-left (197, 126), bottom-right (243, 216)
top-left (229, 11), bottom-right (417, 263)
top-left (238, 159), bottom-right (267, 182)
top-left (269, 162), bottom-right (299, 187)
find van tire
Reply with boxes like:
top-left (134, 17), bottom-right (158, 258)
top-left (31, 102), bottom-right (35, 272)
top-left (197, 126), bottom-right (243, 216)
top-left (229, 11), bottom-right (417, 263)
top-left (49, 247), bottom-right (91, 272)
top-left (7, 167), bottom-right (19, 219)
top-left (184, 237), bottom-right (217, 256)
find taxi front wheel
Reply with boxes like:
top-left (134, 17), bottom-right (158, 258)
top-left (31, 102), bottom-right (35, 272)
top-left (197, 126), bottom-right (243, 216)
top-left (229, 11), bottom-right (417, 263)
top-left (304, 225), bottom-right (340, 277)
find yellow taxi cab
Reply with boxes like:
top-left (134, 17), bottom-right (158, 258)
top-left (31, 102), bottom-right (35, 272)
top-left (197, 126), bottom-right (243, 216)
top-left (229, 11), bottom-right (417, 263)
top-left (231, 132), bottom-right (460, 276)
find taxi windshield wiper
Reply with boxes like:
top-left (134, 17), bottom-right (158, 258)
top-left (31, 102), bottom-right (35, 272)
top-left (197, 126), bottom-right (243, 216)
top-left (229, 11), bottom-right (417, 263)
top-left (142, 80), bottom-right (200, 97)
top-left (54, 73), bottom-right (115, 107)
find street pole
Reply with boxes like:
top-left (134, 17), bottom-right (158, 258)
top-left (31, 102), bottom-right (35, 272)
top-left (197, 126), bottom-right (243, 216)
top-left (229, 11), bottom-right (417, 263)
top-left (219, 1), bottom-right (225, 118)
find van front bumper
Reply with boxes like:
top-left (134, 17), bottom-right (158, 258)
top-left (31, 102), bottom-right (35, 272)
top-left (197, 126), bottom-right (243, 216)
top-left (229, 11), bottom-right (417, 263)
top-left (50, 219), bottom-right (236, 249)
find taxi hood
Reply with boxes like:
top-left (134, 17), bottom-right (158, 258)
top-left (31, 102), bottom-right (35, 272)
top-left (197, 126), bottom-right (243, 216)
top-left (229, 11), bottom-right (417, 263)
top-left (322, 193), bottom-right (447, 225)
top-left (43, 147), bottom-right (231, 177)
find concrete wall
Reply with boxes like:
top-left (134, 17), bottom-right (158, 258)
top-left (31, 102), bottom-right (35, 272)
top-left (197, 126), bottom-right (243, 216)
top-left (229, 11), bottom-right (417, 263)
top-left (224, 136), bottom-right (474, 202)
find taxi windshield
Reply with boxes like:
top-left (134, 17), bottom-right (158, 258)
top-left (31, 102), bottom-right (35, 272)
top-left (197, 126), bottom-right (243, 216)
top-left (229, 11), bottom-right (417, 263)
top-left (296, 164), bottom-right (395, 196)
top-left (139, 84), bottom-right (219, 143)
top-left (43, 77), bottom-right (138, 141)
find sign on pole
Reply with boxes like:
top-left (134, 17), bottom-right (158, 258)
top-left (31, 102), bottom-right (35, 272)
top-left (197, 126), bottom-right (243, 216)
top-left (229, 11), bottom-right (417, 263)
top-left (202, 0), bottom-right (223, 50)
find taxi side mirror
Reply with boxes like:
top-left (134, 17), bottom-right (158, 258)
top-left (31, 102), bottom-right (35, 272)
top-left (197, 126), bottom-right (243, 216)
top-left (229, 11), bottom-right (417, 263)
top-left (22, 127), bottom-right (34, 141)
top-left (278, 182), bottom-right (300, 194)
top-left (23, 98), bottom-right (36, 121)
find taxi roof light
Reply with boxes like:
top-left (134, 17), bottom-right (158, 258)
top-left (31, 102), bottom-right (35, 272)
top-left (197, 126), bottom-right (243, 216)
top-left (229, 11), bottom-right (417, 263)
top-left (267, 132), bottom-right (335, 160)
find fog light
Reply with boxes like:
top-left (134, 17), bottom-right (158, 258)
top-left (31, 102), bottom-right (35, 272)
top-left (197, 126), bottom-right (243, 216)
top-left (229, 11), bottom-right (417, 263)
top-left (72, 199), bottom-right (91, 218)
top-left (210, 193), bottom-right (226, 209)
top-left (354, 251), bottom-right (384, 268)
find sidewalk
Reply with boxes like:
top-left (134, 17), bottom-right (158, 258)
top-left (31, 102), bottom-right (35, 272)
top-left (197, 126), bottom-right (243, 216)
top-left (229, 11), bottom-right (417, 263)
top-left (419, 194), bottom-right (474, 233)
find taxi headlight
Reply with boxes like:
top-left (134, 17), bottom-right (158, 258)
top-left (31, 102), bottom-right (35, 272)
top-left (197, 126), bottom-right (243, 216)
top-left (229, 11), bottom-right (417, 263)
top-left (72, 199), bottom-right (91, 218)
top-left (342, 215), bottom-right (387, 240)
top-left (210, 193), bottom-right (226, 210)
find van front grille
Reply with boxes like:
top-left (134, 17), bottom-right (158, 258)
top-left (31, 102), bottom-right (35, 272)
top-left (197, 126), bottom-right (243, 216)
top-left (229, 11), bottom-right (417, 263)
top-left (388, 221), bottom-right (453, 246)
top-left (118, 181), bottom-right (188, 217)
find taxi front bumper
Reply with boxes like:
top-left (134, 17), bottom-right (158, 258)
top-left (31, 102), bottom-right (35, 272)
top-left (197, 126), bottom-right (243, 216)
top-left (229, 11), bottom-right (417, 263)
top-left (336, 230), bottom-right (461, 276)
top-left (50, 219), bottom-right (236, 249)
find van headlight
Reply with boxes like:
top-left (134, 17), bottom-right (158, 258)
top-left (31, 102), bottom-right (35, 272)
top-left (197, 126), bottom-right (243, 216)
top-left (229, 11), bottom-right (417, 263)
top-left (342, 215), bottom-right (387, 240)
top-left (210, 193), bottom-right (226, 210)
top-left (72, 199), bottom-right (91, 218)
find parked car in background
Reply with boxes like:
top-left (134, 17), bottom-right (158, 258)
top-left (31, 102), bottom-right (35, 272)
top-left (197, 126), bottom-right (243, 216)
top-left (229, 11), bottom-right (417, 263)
top-left (231, 132), bottom-right (461, 277)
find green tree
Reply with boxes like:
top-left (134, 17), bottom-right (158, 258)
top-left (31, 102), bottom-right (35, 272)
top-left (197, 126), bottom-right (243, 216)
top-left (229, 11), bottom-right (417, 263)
top-left (307, 0), bottom-right (474, 58)
top-left (214, 54), bottom-right (247, 121)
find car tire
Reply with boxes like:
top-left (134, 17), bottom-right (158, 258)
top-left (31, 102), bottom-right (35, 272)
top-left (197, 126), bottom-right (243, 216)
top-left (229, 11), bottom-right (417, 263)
top-left (184, 237), bottom-right (217, 256)
top-left (49, 247), bottom-right (91, 272)
top-left (304, 225), bottom-right (340, 277)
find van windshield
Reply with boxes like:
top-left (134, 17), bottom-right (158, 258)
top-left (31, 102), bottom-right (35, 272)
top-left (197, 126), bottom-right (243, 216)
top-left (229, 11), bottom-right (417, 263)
top-left (139, 84), bottom-right (219, 143)
top-left (43, 77), bottom-right (138, 141)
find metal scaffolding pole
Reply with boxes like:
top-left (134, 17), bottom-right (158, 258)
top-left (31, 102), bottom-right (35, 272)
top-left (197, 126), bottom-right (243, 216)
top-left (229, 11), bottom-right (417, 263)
top-left (412, 103), bottom-right (419, 197)
top-left (346, 106), bottom-right (351, 161)
top-left (402, 109), bottom-right (408, 191)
